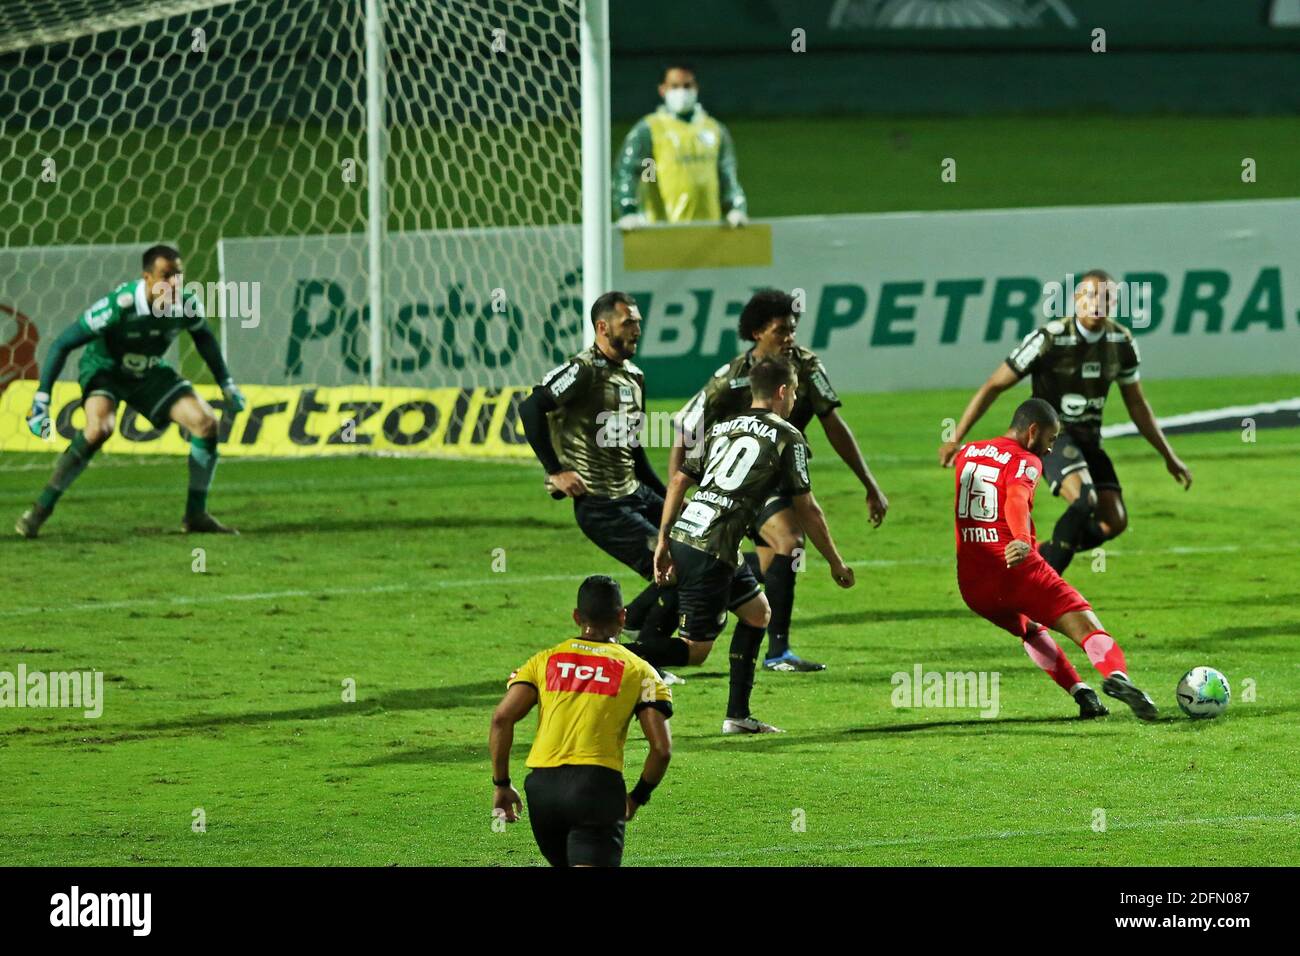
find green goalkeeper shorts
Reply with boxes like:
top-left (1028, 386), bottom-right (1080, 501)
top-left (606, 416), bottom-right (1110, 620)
top-left (81, 365), bottom-right (195, 430)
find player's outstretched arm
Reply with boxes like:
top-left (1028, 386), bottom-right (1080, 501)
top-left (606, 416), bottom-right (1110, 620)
top-left (27, 321), bottom-right (96, 437)
top-left (189, 324), bottom-right (245, 412)
top-left (488, 683), bottom-right (537, 823)
top-left (627, 707), bottom-right (672, 821)
top-left (791, 491), bottom-right (855, 588)
top-left (1120, 381), bottom-right (1192, 489)
top-left (819, 409), bottom-right (888, 527)
top-left (939, 363), bottom-right (1021, 467)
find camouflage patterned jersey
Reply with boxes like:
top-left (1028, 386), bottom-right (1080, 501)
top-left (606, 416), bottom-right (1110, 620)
top-left (1005, 317), bottom-right (1140, 443)
top-left (539, 345), bottom-right (646, 499)
top-left (675, 346), bottom-right (840, 448)
top-left (670, 410), bottom-right (812, 566)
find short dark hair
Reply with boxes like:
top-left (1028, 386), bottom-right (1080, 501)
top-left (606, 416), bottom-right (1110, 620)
top-left (142, 244), bottom-right (180, 272)
top-left (749, 355), bottom-right (796, 400)
top-left (590, 291), bottom-right (636, 329)
top-left (661, 63), bottom-right (696, 83)
top-left (739, 289), bottom-right (798, 343)
top-left (576, 574), bottom-right (623, 627)
top-left (1078, 268), bottom-right (1114, 286)
top-left (1009, 397), bottom-right (1059, 433)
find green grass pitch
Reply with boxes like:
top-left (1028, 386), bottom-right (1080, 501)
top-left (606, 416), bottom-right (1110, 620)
top-left (1, 373), bottom-right (1297, 865)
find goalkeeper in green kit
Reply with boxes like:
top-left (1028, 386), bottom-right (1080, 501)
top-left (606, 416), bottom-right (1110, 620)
top-left (16, 245), bottom-right (246, 538)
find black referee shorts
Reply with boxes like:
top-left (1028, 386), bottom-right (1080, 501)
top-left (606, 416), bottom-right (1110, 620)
top-left (573, 484), bottom-right (663, 580)
top-left (524, 765), bottom-right (627, 867)
top-left (1042, 429), bottom-right (1121, 495)
top-left (669, 539), bottom-right (763, 644)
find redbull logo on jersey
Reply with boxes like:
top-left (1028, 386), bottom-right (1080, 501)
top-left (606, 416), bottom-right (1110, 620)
top-left (963, 444), bottom-right (1012, 465)
top-left (546, 653), bottom-right (625, 696)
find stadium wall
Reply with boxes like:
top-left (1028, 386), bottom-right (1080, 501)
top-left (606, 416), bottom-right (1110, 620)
top-left (211, 199), bottom-right (1300, 397)
top-left (3, 199), bottom-right (1297, 460)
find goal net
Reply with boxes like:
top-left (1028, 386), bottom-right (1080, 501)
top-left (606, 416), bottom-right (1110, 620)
top-left (0, 0), bottom-right (587, 459)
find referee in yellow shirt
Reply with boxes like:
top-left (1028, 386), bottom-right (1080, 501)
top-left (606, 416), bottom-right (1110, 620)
top-left (489, 574), bottom-right (673, 867)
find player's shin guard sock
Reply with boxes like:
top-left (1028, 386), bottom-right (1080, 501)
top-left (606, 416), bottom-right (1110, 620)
top-left (1081, 629), bottom-right (1128, 679)
top-left (36, 432), bottom-right (98, 512)
top-left (743, 550), bottom-right (765, 584)
top-left (763, 554), bottom-right (796, 659)
top-left (1040, 488), bottom-right (1094, 573)
top-left (623, 582), bottom-right (661, 632)
top-left (1021, 627), bottom-right (1085, 694)
top-left (185, 435), bottom-right (219, 517)
top-left (726, 622), bottom-right (766, 719)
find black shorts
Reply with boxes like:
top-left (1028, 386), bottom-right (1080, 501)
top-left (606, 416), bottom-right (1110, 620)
top-left (1042, 429), bottom-right (1121, 495)
top-left (524, 765), bottom-right (627, 867)
top-left (747, 493), bottom-right (794, 547)
top-left (82, 366), bottom-right (195, 431)
top-left (574, 484), bottom-right (663, 580)
top-left (668, 538), bottom-right (763, 643)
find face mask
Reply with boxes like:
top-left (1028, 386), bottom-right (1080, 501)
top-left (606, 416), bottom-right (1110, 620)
top-left (664, 87), bottom-right (697, 115)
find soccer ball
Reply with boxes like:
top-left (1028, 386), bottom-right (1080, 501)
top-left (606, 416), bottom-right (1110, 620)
top-left (1176, 666), bottom-right (1230, 719)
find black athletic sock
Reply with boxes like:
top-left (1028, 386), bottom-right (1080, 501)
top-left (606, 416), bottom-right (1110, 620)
top-left (742, 550), bottom-right (765, 584)
top-left (1038, 540), bottom-right (1073, 573)
top-left (1041, 489), bottom-right (1095, 573)
top-left (727, 622), bottom-right (766, 719)
top-left (763, 554), bottom-right (796, 659)
top-left (639, 586), bottom-right (679, 643)
top-left (1076, 519), bottom-right (1110, 552)
top-left (623, 582), bottom-right (660, 632)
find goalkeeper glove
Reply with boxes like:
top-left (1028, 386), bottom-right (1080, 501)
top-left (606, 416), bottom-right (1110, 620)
top-left (220, 379), bottom-right (247, 413)
top-left (26, 391), bottom-right (52, 439)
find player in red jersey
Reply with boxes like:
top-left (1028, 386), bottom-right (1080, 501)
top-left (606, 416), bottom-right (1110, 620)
top-left (954, 398), bottom-right (1158, 721)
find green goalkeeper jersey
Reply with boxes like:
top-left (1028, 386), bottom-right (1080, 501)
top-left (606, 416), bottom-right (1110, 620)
top-left (75, 279), bottom-right (207, 385)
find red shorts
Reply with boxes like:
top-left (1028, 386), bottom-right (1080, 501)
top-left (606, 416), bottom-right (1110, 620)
top-left (957, 552), bottom-right (1091, 638)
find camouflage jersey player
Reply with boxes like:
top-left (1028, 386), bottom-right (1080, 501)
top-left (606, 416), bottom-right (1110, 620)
top-left (646, 356), bottom-right (855, 734)
top-left (671, 289), bottom-right (888, 672)
top-left (939, 270), bottom-right (1191, 574)
top-left (518, 292), bottom-right (678, 645)
top-left (17, 244), bottom-right (246, 538)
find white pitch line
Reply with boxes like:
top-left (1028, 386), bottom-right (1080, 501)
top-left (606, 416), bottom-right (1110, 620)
top-left (626, 811), bottom-right (1300, 865)
top-left (2, 542), bottom-right (1295, 620)
top-left (0, 574), bottom-right (587, 619)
